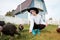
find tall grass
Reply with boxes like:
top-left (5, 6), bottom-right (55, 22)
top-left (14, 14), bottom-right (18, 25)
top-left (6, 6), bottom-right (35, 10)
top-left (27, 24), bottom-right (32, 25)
top-left (0, 24), bottom-right (60, 40)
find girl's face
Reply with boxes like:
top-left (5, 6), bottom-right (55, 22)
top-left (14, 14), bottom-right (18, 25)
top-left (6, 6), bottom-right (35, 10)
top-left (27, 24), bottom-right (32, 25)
top-left (30, 10), bottom-right (37, 16)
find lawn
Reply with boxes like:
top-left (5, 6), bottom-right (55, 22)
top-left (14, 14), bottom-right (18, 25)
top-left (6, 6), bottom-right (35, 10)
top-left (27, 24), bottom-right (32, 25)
top-left (0, 24), bottom-right (60, 40)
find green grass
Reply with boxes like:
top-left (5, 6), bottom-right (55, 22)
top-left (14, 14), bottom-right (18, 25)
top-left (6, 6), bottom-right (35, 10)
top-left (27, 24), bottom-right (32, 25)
top-left (0, 24), bottom-right (60, 40)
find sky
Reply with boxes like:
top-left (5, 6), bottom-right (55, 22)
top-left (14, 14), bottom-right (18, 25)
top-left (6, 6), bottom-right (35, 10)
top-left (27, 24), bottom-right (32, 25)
top-left (0, 0), bottom-right (25, 15)
top-left (0, 0), bottom-right (60, 21)
top-left (44, 0), bottom-right (60, 21)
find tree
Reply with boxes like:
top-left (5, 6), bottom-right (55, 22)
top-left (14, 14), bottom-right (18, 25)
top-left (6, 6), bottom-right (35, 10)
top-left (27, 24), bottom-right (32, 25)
top-left (5, 10), bottom-right (15, 17)
top-left (49, 18), bottom-right (53, 20)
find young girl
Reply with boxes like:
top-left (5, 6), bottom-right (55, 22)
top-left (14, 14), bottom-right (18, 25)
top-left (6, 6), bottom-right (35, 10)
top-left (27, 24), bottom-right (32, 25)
top-left (27, 7), bottom-right (47, 35)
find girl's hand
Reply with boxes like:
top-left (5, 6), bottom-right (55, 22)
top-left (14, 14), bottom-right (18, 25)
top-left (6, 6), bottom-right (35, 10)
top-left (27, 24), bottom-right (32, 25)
top-left (29, 30), bottom-right (32, 33)
top-left (46, 23), bottom-right (48, 27)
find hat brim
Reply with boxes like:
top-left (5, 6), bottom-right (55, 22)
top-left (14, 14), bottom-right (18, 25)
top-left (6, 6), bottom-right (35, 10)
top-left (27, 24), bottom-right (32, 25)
top-left (27, 7), bottom-right (43, 12)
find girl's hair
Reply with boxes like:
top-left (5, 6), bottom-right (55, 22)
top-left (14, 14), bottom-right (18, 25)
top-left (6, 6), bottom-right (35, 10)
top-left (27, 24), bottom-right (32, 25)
top-left (27, 7), bottom-right (39, 14)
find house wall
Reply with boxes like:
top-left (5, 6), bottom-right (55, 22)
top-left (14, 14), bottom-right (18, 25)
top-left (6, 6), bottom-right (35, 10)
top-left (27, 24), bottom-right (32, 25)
top-left (16, 0), bottom-right (47, 23)
top-left (16, 11), bottom-right (28, 19)
top-left (0, 15), bottom-right (59, 25)
top-left (0, 16), bottom-right (29, 25)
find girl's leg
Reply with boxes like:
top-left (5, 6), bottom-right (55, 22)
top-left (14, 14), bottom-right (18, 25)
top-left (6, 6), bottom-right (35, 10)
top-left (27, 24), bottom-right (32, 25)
top-left (32, 29), bottom-right (37, 36)
top-left (37, 29), bottom-right (40, 35)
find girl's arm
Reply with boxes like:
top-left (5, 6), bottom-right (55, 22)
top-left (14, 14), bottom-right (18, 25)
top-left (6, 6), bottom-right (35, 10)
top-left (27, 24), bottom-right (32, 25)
top-left (29, 17), bottom-right (34, 33)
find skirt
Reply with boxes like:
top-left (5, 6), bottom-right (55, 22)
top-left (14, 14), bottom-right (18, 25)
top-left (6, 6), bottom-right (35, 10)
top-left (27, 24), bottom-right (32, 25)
top-left (33, 22), bottom-right (46, 30)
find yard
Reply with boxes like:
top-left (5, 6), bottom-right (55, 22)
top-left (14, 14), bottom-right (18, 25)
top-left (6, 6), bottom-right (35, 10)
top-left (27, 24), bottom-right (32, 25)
top-left (0, 24), bottom-right (60, 40)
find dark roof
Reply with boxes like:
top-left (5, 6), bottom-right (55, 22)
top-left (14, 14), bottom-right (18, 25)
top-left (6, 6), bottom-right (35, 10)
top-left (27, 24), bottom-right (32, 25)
top-left (14, 0), bottom-right (44, 15)
top-left (15, 0), bottom-right (32, 14)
